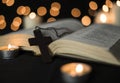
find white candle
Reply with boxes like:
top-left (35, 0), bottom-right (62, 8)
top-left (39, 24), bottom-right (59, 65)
top-left (23, 12), bottom-right (42, 29)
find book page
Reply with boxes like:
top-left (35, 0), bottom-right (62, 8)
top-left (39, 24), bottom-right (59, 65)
top-left (62, 23), bottom-right (120, 48)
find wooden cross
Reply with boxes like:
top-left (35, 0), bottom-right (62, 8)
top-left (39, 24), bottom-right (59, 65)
top-left (28, 28), bottom-right (53, 63)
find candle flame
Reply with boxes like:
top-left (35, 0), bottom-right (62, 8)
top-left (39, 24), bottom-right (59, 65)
top-left (8, 44), bottom-right (19, 50)
top-left (75, 64), bottom-right (84, 73)
top-left (8, 44), bottom-right (12, 49)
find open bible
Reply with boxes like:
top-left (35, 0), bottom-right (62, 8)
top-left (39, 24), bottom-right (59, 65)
top-left (1, 18), bottom-right (120, 66)
top-left (47, 23), bottom-right (120, 66)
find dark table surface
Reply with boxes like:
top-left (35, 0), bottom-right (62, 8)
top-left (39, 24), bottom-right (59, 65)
top-left (0, 51), bottom-right (120, 83)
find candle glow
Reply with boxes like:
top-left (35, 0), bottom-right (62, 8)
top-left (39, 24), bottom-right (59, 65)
top-left (8, 44), bottom-right (19, 50)
top-left (60, 62), bottom-right (92, 83)
top-left (29, 12), bottom-right (36, 19)
top-left (75, 64), bottom-right (84, 73)
top-left (8, 44), bottom-right (12, 50)
top-left (0, 44), bottom-right (19, 59)
top-left (61, 63), bottom-right (92, 77)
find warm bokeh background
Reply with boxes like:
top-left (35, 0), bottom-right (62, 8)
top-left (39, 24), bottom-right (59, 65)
top-left (0, 0), bottom-right (118, 35)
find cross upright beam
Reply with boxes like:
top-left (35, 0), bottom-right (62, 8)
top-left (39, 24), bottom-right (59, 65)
top-left (28, 28), bottom-right (53, 63)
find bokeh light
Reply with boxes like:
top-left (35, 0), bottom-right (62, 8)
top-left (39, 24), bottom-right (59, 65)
top-left (0, 15), bottom-right (6, 29)
top-left (17, 6), bottom-right (26, 15)
top-left (95, 12), bottom-right (108, 24)
top-left (71, 8), bottom-right (81, 18)
top-left (11, 24), bottom-right (19, 31)
top-left (50, 7), bottom-right (60, 17)
top-left (116, 0), bottom-right (120, 6)
top-left (2, 0), bottom-right (15, 6)
top-left (100, 13), bottom-right (107, 23)
top-left (29, 12), bottom-right (36, 19)
top-left (17, 6), bottom-right (31, 15)
top-left (102, 5), bottom-right (109, 12)
top-left (51, 2), bottom-right (61, 10)
top-left (6, 0), bottom-right (15, 6)
top-left (37, 6), bottom-right (47, 16)
top-left (89, 1), bottom-right (98, 10)
top-left (105, 0), bottom-right (113, 8)
top-left (81, 15), bottom-right (91, 26)
top-left (11, 16), bottom-right (22, 31)
top-left (12, 17), bottom-right (22, 27)
top-left (47, 17), bottom-right (56, 22)
top-left (23, 6), bottom-right (31, 15)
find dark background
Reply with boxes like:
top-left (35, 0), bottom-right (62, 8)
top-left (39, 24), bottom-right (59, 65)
top-left (0, 0), bottom-right (117, 35)
top-left (0, 51), bottom-right (120, 83)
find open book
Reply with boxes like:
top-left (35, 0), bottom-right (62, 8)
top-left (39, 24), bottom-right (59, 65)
top-left (1, 18), bottom-right (120, 66)
top-left (48, 23), bottom-right (120, 66)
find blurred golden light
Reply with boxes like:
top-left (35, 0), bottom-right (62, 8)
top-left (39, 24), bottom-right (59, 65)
top-left (12, 17), bottom-right (22, 27)
top-left (51, 2), bottom-right (61, 10)
top-left (100, 13), bottom-right (107, 23)
top-left (89, 1), bottom-right (98, 10)
top-left (21, 7), bottom-right (26, 15)
top-left (13, 21), bottom-right (20, 27)
top-left (37, 6), bottom-right (47, 16)
top-left (71, 8), bottom-right (81, 18)
top-left (11, 24), bottom-right (19, 31)
top-left (23, 6), bottom-right (31, 15)
top-left (11, 17), bottom-right (22, 31)
top-left (0, 20), bottom-right (4, 25)
top-left (105, 0), bottom-right (113, 8)
top-left (94, 11), bottom-right (114, 24)
top-left (50, 7), bottom-right (60, 17)
top-left (29, 12), bottom-right (36, 19)
top-left (17, 6), bottom-right (26, 15)
top-left (116, 0), bottom-right (120, 6)
top-left (47, 17), bottom-right (56, 22)
top-left (102, 5), bottom-right (109, 12)
top-left (0, 20), bottom-right (6, 30)
top-left (0, 15), bottom-right (6, 29)
top-left (51, 7), bottom-right (59, 11)
top-left (6, 0), bottom-right (15, 6)
top-left (81, 15), bottom-right (91, 26)
top-left (75, 64), bottom-right (84, 73)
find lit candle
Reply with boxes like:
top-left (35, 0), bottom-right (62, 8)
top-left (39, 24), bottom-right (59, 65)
top-left (0, 44), bottom-right (19, 59)
top-left (8, 44), bottom-right (19, 50)
top-left (23, 12), bottom-right (42, 29)
top-left (60, 62), bottom-right (92, 83)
